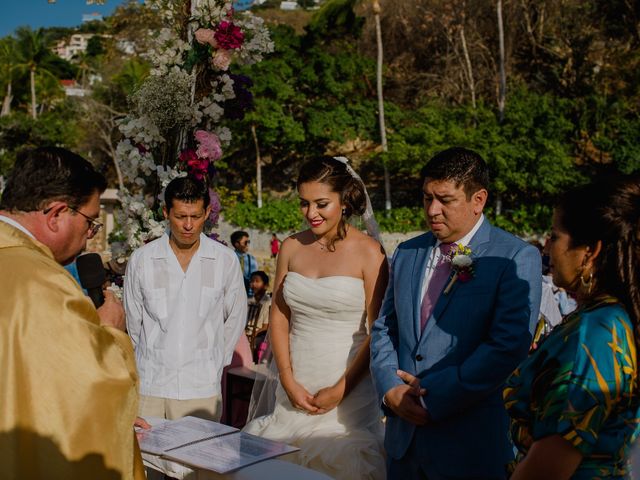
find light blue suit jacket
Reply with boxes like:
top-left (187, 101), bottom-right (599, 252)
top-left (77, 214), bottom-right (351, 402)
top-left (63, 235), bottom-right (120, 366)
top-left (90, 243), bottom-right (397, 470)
top-left (370, 219), bottom-right (541, 478)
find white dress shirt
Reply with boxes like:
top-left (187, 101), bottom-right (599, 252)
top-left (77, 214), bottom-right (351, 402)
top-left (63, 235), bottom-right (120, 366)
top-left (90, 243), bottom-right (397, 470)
top-left (124, 232), bottom-right (247, 399)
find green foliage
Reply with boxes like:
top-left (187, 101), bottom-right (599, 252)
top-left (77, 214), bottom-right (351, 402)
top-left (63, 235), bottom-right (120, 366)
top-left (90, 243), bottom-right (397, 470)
top-left (226, 23), bottom-right (377, 186)
top-left (380, 86), bottom-right (587, 232)
top-left (375, 207), bottom-right (425, 233)
top-left (223, 196), bottom-right (427, 234)
top-left (223, 197), bottom-right (304, 232)
top-left (86, 36), bottom-right (105, 57)
top-left (306, 0), bottom-right (363, 41)
top-left (0, 105), bottom-right (81, 175)
top-left (488, 204), bottom-right (554, 236)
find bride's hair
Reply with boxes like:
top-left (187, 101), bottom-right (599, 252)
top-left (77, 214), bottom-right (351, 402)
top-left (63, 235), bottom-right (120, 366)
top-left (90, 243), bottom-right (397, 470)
top-left (297, 156), bottom-right (367, 249)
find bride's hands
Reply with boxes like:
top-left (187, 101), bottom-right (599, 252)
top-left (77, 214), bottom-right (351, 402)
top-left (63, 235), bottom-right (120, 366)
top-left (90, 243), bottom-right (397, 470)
top-left (310, 378), bottom-right (346, 414)
top-left (283, 378), bottom-right (319, 414)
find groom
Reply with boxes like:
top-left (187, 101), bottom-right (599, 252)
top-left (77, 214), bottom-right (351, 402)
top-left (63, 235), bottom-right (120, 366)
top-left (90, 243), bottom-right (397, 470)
top-left (370, 147), bottom-right (541, 479)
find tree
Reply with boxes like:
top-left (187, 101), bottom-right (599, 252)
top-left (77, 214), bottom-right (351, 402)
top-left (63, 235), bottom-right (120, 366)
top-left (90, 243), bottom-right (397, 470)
top-left (496, 0), bottom-right (506, 122)
top-left (372, 0), bottom-right (391, 211)
top-left (14, 27), bottom-right (59, 119)
top-left (86, 35), bottom-right (105, 58)
top-left (0, 37), bottom-right (16, 117)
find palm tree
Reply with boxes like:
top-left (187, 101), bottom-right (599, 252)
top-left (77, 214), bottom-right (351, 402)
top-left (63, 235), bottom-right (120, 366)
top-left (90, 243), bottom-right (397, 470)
top-left (14, 27), bottom-right (58, 119)
top-left (0, 37), bottom-right (16, 116)
top-left (74, 51), bottom-right (95, 90)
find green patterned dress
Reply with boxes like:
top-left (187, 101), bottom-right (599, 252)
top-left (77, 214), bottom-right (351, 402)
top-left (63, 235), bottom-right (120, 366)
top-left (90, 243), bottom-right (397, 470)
top-left (504, 297), bottom-right (640, 479)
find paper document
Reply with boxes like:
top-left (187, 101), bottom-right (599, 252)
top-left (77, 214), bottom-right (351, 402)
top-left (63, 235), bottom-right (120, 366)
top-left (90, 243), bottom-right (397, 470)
top-left (138, 416), bottom-right (238, 455)
top-left (163, 431), bottom-right (299, 473)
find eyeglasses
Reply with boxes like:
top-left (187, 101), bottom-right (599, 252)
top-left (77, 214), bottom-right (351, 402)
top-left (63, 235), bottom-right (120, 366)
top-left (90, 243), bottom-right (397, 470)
top-left (69, 206), bottom-right (103, 237)
top-left (43, 205), bottom-right (104, 238)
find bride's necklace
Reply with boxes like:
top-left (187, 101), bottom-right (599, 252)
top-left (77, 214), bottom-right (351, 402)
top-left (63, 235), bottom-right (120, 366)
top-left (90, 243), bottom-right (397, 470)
top-left (313, 233), bottom-right (332, 251)
top-left (313, 226), bottom-right (347, 251)
top-left (314, 235), bottom-right (330, 251)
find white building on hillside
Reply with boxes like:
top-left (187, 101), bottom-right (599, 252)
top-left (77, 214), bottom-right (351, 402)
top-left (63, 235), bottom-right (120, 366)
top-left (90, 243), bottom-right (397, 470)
top-left (280, 1), bottom-right (299, 10)
top-left (53, 33), bottom-right (94, 61)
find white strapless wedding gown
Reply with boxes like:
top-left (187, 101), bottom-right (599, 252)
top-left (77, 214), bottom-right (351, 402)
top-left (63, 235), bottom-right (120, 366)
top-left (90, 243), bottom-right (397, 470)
top-left (243, 272), bottom-right (386, 480)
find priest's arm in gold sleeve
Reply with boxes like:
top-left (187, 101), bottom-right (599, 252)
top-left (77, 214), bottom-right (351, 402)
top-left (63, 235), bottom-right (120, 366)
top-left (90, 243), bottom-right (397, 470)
top-left (0, 222), bottom-right (145, 480)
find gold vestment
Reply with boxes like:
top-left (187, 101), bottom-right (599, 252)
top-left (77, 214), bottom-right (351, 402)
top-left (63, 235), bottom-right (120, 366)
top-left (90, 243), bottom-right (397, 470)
top-left (0, 221), bottom-right (145, 479)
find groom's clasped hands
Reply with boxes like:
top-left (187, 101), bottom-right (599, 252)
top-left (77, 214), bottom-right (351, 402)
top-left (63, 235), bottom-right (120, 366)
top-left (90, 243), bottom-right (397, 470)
top-left (383, 369), bottom-right (430, 426)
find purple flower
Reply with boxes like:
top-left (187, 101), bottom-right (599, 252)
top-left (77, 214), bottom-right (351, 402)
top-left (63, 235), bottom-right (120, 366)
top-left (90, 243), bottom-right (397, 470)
top-left (224, 74), bottom-right (254, 120)
top-left (208, 189), bottom-right (221, 225)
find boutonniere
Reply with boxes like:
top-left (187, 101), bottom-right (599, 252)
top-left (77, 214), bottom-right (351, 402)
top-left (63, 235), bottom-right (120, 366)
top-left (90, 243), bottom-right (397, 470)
top-left (444, 245), bottom-right (474, 294)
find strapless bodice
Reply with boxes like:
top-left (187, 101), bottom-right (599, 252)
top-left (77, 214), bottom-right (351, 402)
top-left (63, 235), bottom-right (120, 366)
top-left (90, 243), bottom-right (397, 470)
top-left (283, 271), bottom-right (367, 342)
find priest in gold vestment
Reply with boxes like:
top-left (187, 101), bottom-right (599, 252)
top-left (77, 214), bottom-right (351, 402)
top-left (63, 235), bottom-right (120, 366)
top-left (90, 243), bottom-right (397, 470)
top-left (0, 147), bottom-right (145, 480)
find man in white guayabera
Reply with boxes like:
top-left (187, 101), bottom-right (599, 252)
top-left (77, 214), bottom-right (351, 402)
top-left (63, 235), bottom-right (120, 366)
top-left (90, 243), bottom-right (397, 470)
top-left (124, 176), bottom-right (246, 423)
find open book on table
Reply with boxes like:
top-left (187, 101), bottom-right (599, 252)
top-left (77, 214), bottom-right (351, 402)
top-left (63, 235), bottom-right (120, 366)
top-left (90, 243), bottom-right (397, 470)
top-left (137, 416), bottom-right (238, 455)
top-left (138, 416), bottom-right (299, 474)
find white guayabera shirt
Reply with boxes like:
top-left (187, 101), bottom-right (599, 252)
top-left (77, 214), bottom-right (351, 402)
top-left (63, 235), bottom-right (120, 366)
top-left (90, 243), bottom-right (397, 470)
top-left (124, 232), bottom-right (247, 399)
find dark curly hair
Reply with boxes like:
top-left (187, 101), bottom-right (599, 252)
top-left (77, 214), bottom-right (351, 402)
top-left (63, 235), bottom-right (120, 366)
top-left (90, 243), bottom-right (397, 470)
top-left (297, 156), bottom-right (366, 251)
top-left (556, 175), bottom-right (640, 333)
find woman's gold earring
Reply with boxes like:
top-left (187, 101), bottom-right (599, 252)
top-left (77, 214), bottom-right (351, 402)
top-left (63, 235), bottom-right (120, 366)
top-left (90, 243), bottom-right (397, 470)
top-left (580, 270), bottom-right (593, 295)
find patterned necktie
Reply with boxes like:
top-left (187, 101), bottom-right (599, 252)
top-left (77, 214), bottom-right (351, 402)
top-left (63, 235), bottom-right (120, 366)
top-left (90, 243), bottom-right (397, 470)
top-left (420, 243), bottom-right (455, 331)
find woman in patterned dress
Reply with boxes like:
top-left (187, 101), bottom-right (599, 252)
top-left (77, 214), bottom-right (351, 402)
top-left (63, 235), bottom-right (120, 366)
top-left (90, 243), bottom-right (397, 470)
top-left (504, 175), bottom-right (640, 479)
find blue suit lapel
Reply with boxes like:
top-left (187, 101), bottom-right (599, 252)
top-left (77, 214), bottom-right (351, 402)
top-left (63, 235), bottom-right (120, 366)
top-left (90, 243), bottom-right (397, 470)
top-left (412, 235), bottom-right (436, 342)
top-left (425, 219), bottom-right (493, 336)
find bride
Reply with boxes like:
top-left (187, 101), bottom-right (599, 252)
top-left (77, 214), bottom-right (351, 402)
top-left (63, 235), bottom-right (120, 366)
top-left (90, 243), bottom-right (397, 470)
top-left (243, 157), bottom-right (388, 479)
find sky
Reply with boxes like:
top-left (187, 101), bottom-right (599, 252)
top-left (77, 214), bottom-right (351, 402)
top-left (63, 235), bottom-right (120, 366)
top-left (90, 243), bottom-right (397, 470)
top-left (0, 0), bottom-right (128, 37)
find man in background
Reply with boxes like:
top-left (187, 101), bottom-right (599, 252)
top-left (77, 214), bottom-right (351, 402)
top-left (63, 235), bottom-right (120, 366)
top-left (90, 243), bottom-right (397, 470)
top-left (0, 147), bottom-right (144, 479)
top-left (231, 230), bottom-right (258, 295)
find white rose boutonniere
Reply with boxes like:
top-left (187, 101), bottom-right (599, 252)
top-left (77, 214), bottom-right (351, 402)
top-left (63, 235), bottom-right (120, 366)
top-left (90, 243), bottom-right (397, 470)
top-left (444, 245), bottom-right (475, 294)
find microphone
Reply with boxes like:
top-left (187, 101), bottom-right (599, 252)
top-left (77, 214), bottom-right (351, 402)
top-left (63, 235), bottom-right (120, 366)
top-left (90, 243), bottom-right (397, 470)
top-left (76, 253), bottom-right (107, 308)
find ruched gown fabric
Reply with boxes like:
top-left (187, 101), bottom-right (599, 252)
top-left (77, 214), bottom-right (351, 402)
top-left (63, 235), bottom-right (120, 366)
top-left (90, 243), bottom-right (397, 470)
top-left (243, 272), bottom-right (385, 480)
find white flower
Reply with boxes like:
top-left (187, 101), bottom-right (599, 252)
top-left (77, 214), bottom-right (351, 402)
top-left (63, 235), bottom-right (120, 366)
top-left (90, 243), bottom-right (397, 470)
top-left (452, 254), bottom-right (473, 268)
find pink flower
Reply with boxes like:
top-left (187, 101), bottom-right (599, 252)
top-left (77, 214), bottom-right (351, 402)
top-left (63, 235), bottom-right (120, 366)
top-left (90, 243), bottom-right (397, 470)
top-left (195, 130), bottom-right (222, 161)
top-left (194, 28), bottom-right (217, 47)
top-left (212, 49), bottom-right (232, 71)
top-left (214, 21), bottom-right (244, 49)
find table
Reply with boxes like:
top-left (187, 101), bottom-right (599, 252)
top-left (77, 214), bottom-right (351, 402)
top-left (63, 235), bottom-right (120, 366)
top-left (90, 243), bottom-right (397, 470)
top-left (142, 453), bottom-right (334, 480)
top-left (140, 416), bottom-right (333, 480)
